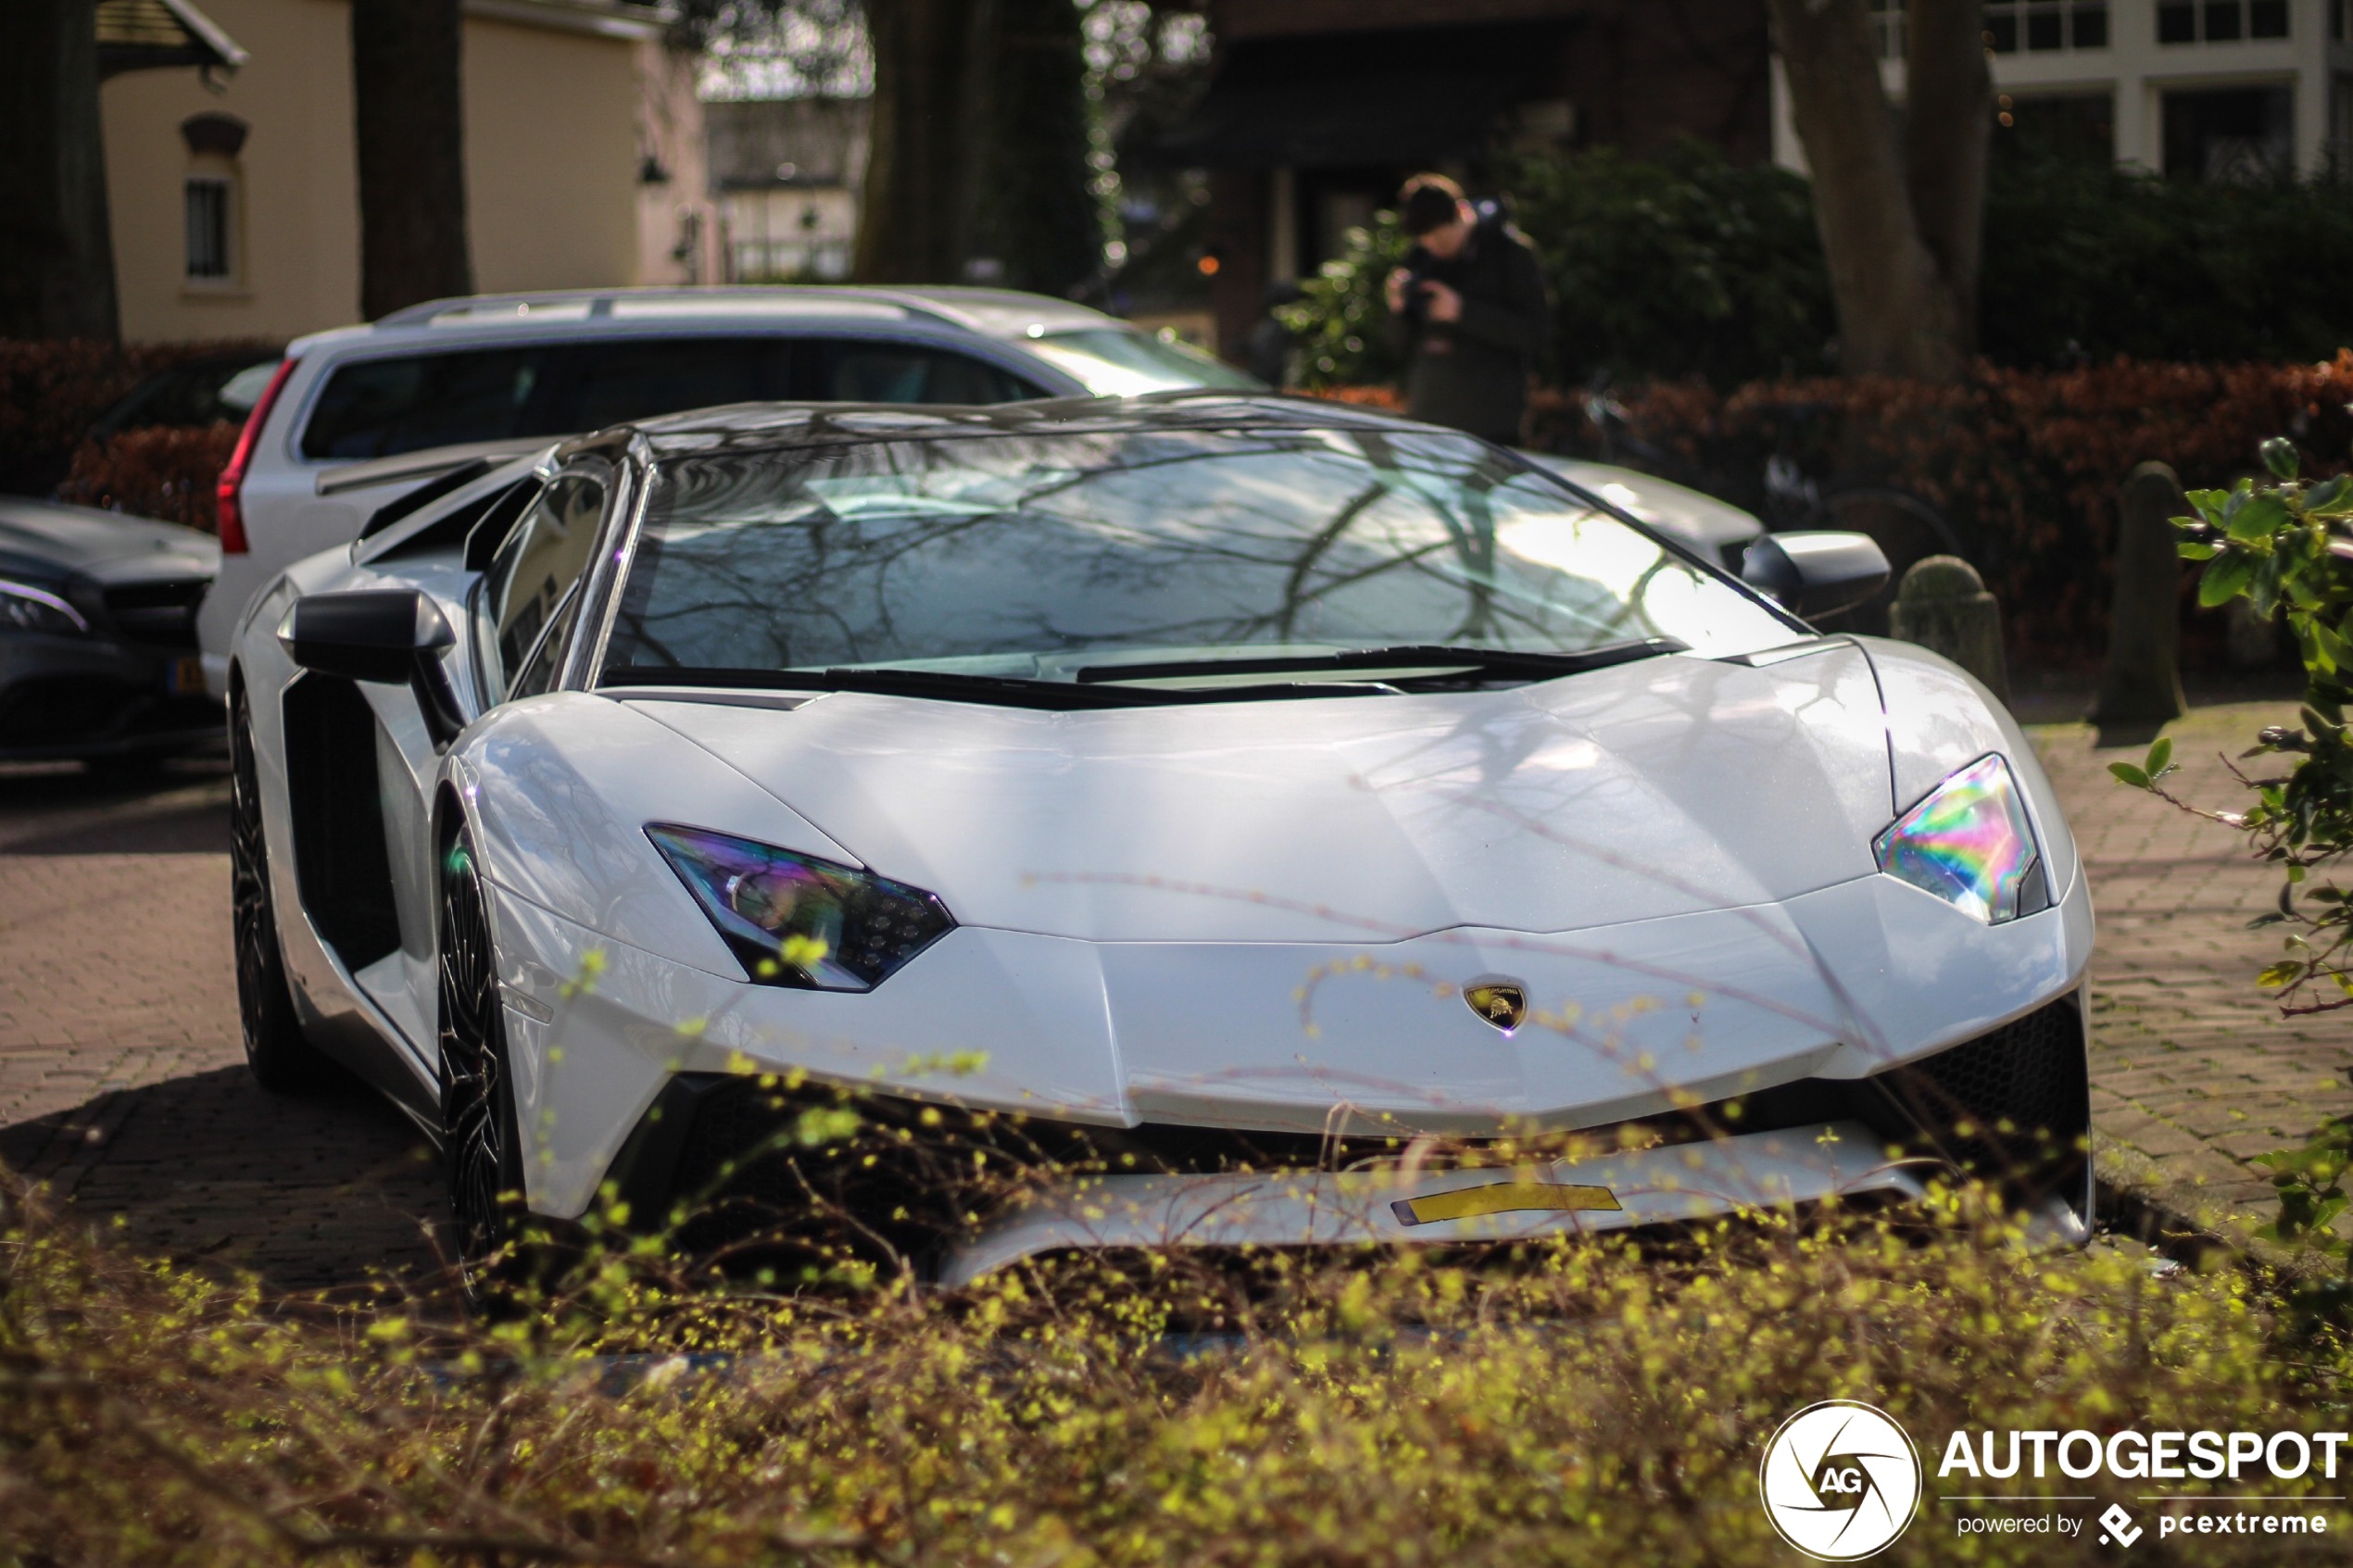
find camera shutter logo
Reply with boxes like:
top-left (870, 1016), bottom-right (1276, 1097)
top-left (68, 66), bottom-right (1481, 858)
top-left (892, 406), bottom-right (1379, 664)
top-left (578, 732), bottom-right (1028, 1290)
top-left (1758, 1401), bottom-right (1921, 1561)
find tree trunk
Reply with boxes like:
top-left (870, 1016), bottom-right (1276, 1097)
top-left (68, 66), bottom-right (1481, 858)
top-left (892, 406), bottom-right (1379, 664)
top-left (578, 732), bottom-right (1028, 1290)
top-left (854, 0), bottom-right (989, 284)
top-left (970, 0), bottom-right (1102, 297)
top-left (1766, 0), bottom-right (1975, 380)
top-left (0, 0), bottom-right (119, 340)
top-left (1902, 0), bottom-right (1993, 356)
top-left (352, 0), bottom-right (472, 320)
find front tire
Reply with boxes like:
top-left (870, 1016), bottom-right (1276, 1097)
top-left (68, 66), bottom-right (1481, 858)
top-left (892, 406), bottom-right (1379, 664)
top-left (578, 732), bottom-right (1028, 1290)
top-left (231, 687), bottom-right (324, 1090)
top-left (438, 822), bottom-right (526, 1273)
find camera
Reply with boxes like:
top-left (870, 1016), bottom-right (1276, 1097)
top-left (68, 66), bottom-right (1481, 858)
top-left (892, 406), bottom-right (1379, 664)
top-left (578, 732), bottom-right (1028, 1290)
top-left (1396, 259), bottom-right (1438, 326)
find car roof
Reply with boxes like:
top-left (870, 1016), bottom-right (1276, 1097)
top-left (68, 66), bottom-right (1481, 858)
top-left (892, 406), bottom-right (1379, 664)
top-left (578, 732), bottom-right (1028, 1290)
top-left (599, 391), bottom-right (1450, 463)
top-left (283, 285), bottom-right (1121, 358)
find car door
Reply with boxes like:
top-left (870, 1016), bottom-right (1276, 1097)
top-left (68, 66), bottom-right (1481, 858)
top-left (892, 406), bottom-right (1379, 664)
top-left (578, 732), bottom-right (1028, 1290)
top-left (355, 464), bottom-right (612, 1053)
top-left (473, 468), bottom-right (610, 709)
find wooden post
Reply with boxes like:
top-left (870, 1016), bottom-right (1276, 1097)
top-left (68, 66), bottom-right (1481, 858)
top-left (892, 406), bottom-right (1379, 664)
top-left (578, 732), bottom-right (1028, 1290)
top-left (2091, 461), bottom-right (2189, 734)
top-left (1889, 555), bottom-right (2008, 704)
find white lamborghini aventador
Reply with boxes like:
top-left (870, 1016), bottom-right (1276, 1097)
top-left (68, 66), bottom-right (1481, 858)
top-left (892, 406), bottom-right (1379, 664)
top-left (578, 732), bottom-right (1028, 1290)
top-left (228, 394), bottom-right (2094, 1282)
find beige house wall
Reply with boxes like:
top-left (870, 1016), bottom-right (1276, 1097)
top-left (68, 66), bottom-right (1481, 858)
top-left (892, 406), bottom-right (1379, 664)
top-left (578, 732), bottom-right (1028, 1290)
top-left (101, 0), bottom-right (360, 344)
top-left (463, 16), bottom-right (640, 295)
top-left (100, 0), bottom-right (656, 345)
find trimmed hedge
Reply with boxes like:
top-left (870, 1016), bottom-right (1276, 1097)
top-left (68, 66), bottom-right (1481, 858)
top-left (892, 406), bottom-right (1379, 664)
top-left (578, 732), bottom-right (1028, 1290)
top-left (1313, 356), bottom-right (2353, 668)
top-left (0, 338), bottom-right (272, 496)
top-left (58, 425), bottom-right (240, 533)
top-left (1542, 356), bottom-right (2353, 667)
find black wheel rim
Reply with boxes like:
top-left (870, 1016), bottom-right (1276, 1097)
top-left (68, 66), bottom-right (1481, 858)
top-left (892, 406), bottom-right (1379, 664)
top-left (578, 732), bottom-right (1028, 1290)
top-left (229, 698), bottom-right (278, 1059)
top-left (439, 833), bottom-right (512, 1264)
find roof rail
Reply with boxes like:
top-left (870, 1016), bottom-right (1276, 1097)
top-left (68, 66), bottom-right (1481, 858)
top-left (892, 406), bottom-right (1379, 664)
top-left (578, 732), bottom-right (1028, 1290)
top-left (371, 283), bottom-right (962, 330)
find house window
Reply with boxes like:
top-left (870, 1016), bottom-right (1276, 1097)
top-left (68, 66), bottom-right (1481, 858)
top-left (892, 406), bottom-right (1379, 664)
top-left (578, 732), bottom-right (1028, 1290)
top-left (184, 178), bottom-right (231, 280)
top-left (1981, 1), bottom-right (2108, 53)
top-left (2158, 0), bottom-right (2290, 42)
top-left (1995, 91), bottom-right (2117, 161)
top-left (179, 112), bottom-right (246, 289)
top-left (2163, 83), bottom-right (2296, 179)
top-left (1870, 0), bottom-right (1906, 59)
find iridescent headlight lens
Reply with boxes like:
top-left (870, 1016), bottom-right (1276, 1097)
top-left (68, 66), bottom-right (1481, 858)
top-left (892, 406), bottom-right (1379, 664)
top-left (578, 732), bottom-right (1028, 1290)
top-left (648, 824), bottom-right (954, 991)
top-left (1872, 754), bottom-right (2050, 923)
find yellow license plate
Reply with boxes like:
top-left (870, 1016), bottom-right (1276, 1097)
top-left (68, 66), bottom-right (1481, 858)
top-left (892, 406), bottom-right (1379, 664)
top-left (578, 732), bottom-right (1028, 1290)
top-left (170, 656), bottom-right (205, 694)
top-left (1390, 1182), bottom-right (1622, 1227)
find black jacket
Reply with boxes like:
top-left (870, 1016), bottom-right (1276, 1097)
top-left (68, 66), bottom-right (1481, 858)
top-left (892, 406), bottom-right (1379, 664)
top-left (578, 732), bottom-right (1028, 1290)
top-left (1388, 207), bottom-right (1550, 443)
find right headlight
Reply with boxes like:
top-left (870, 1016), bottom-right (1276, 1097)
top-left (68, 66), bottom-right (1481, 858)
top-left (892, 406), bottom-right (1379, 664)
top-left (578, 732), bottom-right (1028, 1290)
top-left (1872, 754), bottom-right (2051, 923)
top-left (648, 823), bottom-right (954, 991)
top-left (0, 580), bottom-right (90, 637)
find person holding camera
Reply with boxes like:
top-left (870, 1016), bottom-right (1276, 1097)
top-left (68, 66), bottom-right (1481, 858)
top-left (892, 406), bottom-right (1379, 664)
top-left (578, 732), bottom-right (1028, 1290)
top-left (1382, 174), bottom-right (1550, 446)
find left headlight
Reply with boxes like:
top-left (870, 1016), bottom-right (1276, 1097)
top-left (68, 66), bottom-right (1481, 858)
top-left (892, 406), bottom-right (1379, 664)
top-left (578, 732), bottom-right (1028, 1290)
top-left (648, 823), bottom-right (954, 991)
top-left (0, 580), bottom-right (91, 637)
top-left (1872, 754), bottom-right (2051, 923)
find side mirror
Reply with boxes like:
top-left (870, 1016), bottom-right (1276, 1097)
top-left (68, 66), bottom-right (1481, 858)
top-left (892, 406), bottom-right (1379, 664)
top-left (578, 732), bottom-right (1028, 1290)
top-left (1741, 532), bottom-right (1892, 620)
top-left (278, 589), bottom-right (468, 748)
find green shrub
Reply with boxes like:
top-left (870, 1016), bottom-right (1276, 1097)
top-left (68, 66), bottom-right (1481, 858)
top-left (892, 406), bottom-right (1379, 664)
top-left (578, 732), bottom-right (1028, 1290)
top-left (6, 1172), bottom-right (2346, 1568)
top-left (1504, 142), bottom-right (1834, 388)
top-left (1277, 147), bottom-right (2353, 390)
top-left (1278, 207), bottom-right (1410, 390)
top-left (2114, 439), bottom-right (2353, 1277)
top-left (1982, 158), bottom-right (2353, 370)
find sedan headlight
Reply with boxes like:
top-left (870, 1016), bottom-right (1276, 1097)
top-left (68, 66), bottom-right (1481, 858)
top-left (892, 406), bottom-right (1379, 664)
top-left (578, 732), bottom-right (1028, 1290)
top-left (1872, 754), bottom-right (2050, 923)
top-left (0, 580), bottom-right (90, 637)
top-left (648, 823), bottom-right (954, 991)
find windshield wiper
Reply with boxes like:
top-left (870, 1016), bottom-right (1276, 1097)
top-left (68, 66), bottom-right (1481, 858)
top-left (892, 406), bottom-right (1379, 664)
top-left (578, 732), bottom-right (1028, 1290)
top-left (600, 664), bottom-right (1391, 711)
top-left (1071, 637), bottom-right (1687, 686)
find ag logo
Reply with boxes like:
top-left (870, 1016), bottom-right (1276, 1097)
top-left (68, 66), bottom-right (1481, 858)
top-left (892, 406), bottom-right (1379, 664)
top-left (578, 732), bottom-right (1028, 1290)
top-left (1758, 1400), bottom-right (1920, 1561)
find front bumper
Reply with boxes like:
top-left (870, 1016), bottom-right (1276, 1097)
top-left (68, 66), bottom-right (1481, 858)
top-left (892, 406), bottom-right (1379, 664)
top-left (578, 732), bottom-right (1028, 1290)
top-left (486, 858), bottom-right (2095, 1227)
top-left (0, 633), bottom-right (220, 760)
top-left (590, 993), bottom-right (2092, 1284)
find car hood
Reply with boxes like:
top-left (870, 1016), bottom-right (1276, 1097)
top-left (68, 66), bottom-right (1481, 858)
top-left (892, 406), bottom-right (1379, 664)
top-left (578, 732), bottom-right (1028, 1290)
top-left (623, 644), bottom-right (1895, 943)
top-left (0, 499), bottom-right (219, 582)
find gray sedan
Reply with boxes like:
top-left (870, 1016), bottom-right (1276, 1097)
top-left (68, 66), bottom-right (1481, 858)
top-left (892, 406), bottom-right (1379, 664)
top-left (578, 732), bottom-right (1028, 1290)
top-left (0, 499), bottom-right (220, 765)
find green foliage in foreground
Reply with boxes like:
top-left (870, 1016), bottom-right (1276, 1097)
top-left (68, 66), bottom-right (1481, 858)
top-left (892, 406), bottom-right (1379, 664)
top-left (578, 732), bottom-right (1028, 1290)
top-left (6, 1180), bottom-right (2349, 1567)
top-left (2115, 437), bottom-right (2353, 1268)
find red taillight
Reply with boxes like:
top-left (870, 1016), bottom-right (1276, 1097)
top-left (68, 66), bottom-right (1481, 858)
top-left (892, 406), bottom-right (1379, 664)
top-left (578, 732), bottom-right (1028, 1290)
top-left (215, 358), bottom-right (297, 555)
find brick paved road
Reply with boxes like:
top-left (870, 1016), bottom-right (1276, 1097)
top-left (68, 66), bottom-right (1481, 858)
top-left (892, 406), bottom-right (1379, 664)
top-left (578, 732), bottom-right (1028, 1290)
top-left (0, 701), bottom-right (2334, 1291)
top-left (0, 760), bottom-right (445, 1293)
top-left (2034, 702), bottom-right (2342, 1247)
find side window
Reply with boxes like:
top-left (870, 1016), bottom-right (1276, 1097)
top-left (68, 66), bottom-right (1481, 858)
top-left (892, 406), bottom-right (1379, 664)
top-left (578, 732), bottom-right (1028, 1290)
top-left (543, 338), bottom-right (790, 433)
top-left (508, 590), bottom-right (582, 702)
top-left (801, 341), bottom-right (1040, 405)
top-left (475, 473), bottom-right (607, 705)
top-left (300, 348), bottom-right (543, 459)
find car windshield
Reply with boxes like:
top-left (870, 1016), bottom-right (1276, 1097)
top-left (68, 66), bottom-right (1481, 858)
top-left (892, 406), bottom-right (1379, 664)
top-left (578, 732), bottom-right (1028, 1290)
top-left (1022, 328), bottom-right (1265, 396)
top-left (600, 425), bottom-right (1796, 700)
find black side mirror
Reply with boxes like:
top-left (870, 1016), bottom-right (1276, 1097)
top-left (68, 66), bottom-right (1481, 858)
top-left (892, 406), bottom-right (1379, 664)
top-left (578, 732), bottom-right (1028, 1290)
top-left (1742, 532), bottom-right (1892, 620)
top-left (277, 589), bottom-right (468, 748)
